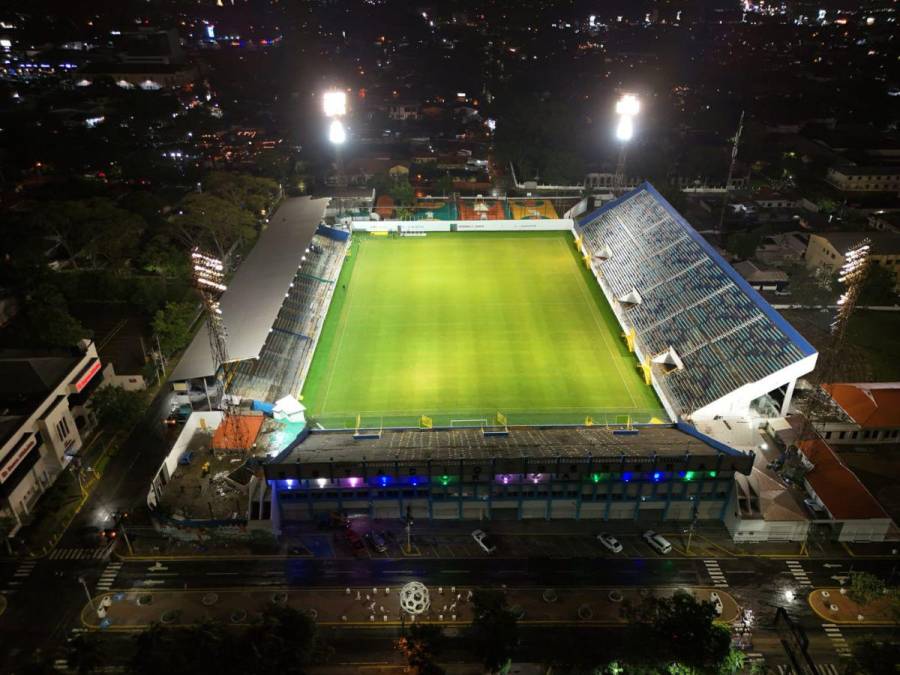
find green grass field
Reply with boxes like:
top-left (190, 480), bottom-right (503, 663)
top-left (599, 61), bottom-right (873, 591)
top-left (301, 231), bottom-right (667, 428)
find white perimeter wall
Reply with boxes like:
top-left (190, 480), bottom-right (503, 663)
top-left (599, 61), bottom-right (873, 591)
top-left (352, 219), bottom-right (574, 232)
top-left (147, 411), bottom-right (223, 509)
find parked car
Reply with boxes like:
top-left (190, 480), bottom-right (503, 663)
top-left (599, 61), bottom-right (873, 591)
top-left (642, 530), bottom-right (672, 554)
top-left (709, 591), bottom-right (724, 616)
top-left (366, 530), bottom-right (388, 553)
top-left (597, 533), bottom-right (623, 554)
top-left (471, 529), bottom-right (496, 554)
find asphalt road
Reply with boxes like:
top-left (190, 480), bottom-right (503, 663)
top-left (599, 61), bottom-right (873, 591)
top-left (2, 551), bottom-right (897, 672)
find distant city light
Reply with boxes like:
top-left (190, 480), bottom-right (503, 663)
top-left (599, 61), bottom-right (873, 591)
top-left (328, 119), bottom-right (346, 145)
top-left (323, 90), bottom-right (347, 117)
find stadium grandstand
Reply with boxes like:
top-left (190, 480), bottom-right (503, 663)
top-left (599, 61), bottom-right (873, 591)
top-left (509, 198), bottom-right (559, 220)
top-left (575, 183), bottom-right (817, 421)
top-left (228, 231), bottom-right (348, 402)
top-left (170, 197), bottom-right (332, 383)
top-left (412, 198), bottom-right (458, 220)
top-left (457, 196), bottom-right (509, 220)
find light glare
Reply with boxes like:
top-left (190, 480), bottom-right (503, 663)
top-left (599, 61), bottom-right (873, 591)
top-left (323, 90), bottom-right (347, 117)
top-left (329, 119), bottom-right (347, 145)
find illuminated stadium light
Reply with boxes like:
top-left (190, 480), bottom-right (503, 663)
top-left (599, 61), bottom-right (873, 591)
top-left (615, 116), bottom-right (634, 141)
top-left (615, 93), bottom-right (640, 117)
top-left (328, 119), bottom-right (347, 145)
top-left (323, 90), bottom-right (347, 117)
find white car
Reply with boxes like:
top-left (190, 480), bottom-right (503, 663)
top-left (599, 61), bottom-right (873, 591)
top-left (709, 591), bottom-right (724, 616)
top-left (471, 529), bottom-right (496, 554)
top-left (597, 533), bottom-right (623, 554)
top-left (642, 530), bottom-right (672, 554)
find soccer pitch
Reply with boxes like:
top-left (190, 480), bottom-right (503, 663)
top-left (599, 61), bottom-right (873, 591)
top-left (301, 231), bottom-right (667, 428)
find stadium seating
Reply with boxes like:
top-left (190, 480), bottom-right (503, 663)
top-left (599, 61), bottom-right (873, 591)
top-left (230, 234), bottom-right (348, 402)
top-left (577, 185), bottom-right (810, 416)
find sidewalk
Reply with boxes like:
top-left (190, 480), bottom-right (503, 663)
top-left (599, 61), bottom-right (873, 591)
top-left (81, 586), bottom-right (739, 631)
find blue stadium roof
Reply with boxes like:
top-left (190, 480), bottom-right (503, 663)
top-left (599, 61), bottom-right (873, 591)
top-left (577, 182), bottom-right (816, 416)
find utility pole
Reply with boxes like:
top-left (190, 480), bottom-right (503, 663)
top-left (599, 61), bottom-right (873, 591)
top-left (716, 110), bottom-right (744, 241)
top-left (114, 510), bottom-right (134, 555)
top-left (405, 506), bottom-right (413, 555)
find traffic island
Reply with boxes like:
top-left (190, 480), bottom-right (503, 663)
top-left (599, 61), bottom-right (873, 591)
top-left (80, 586), bottom-right (739, 631)
top-left (808, 588), bottom-right (899, 625)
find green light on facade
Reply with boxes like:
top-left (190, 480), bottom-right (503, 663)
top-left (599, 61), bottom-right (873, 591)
top-left (440, 475), bottom-right (449, 486)
top-left (683, 471), bottom-right (695, 481)
top-left (592, 473), bottom-right (600, 483)
top-left (708, 470), bottom-right (717, 478)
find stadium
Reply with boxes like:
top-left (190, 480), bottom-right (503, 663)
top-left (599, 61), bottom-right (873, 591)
top-left (170, 183), bottom-right (817, 525)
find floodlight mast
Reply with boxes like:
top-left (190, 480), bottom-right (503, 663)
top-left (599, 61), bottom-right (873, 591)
top-left (323, 90), bottom-right (348, 186)
top-left (190, 247), bottom-right (247, 449)
top-left (613, 94), bottom-right (640, 191)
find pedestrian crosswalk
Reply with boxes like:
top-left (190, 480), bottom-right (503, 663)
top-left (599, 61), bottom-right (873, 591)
top-left (774, 662), bottom-right (841, 674)
top-left (785, 559), bottom-right (811, 586)
top-left (48, 544), bottom-right (114, 561)
top-left (822, 623), bottom-right (852, 657)
top-left (95, 561), bottom-right (123, 592)
top-left (5, 560), bottom-right (37, 591)
top-left (703, 559), bottom-right (728, 587)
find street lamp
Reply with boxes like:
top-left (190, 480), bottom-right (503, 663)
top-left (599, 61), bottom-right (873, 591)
top-left (613, 93), bottom-right (640, 191)
top-left (784, 589), bottom-right (795, 603)
top-left (78, 575), bottom-right (96, 611)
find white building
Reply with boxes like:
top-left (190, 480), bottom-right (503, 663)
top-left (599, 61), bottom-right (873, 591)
top-left (826, 165), bottom-right (900, 193)
top-left (0, 341), bottom-right (103, 533)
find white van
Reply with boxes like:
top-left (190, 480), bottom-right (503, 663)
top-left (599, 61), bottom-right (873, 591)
top-left (642, 530), bottom-right (672, 554)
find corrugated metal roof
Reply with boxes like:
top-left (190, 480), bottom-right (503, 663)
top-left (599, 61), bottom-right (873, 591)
top-left (170, 196), bottom-right (328, 382)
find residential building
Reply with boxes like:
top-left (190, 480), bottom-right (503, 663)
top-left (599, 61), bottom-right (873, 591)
top-left (0, 341), bottom-right (104, 532)
top-left (825, 165), bottom-right (900, 193)
top-left (815, 383), bottom-right (900, 445)
top-left (804, 231), bottom-right (900, 287)
top-left (388, 102), bottom-right (421, 121)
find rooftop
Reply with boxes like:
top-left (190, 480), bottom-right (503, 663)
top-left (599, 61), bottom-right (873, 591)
top-left (813, 231), bottom-right (900, 256)
top-left (799, 437), bottom-right (890, 521)
top-left (823, 383), bottom-right (900, 429)
top-left (272, 423), bottom-right (749, 466)
top-left (170, 196), bottom-right (328, 382)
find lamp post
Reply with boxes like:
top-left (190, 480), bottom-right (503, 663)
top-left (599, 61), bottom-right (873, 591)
top-left (613, 94), bottom-right (640, 191)
top-left (78, 575), bottom-right (96, 612)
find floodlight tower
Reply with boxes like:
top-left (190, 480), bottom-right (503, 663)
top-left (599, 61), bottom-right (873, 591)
top-left (191, 248), bottom-right (247, 449)
top-left (614, 94), bottom-right (640, 191)
top-left (716, 110), bottom-right (745, 241)
top-left (324, 90), bottom-right (348, 187)
top-left (800, 239), bottom-right (871, 441)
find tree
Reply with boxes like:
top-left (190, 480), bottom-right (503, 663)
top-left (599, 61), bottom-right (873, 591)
top-left (390, 178), bottom-right (415, 206)
top-left (170, 192), bottom-right (257, 259)
top-left (90, 385), bottom-right (147, 433)
top-left (435, 174), bottom-right (455, 197)
top-left (725, 226), bottom-right (768, 261)
top-left (468, 589), bottom-right (519, 673)
top-left (243, 605), bottom-right (320, 673)
top-left (859, 264), bottom-right (899, 306)
top-left (397, 623), bottom-right (445, 675)
top-left (848, 638), bottom-right (900, 675)
top-left (66, 634), bottom-right (105, 674)
top-left (847, 571), bottom-right (885, 606)
top-left (204, 171), bottom-right (280, 215)
top-left (785, 263), bottom-right (838, 305)
top-left (152, 301), bottom-right (197, 356)
top-left (26, 284), bottom-right (91, 348)
top-left (623, 591), bottom-right (731, 674)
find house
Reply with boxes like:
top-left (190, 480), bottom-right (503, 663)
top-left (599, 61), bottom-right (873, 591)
top-left (388, 102), bottom-right (421, 121)
top-left (733, 260), bottom-right (789, 292)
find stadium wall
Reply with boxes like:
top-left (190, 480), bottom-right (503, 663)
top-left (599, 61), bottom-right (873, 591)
top-left (351, 219), bottom-right (574, 232)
